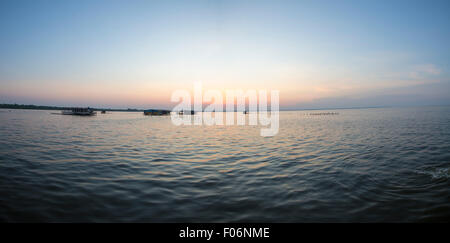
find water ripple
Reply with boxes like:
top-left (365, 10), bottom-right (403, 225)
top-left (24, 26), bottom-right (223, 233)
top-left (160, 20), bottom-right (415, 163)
top-left (0, 107), bottom-right (449, 222)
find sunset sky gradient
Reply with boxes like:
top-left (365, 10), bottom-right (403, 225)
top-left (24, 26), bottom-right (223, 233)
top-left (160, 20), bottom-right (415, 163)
top-left (1, 0), bottom-right (449, 109)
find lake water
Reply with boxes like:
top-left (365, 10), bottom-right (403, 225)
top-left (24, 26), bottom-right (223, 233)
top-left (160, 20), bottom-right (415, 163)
top-left (0, 107), bottom-right (449, 222)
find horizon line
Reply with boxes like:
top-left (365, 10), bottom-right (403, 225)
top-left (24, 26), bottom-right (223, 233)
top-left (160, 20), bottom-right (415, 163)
top-left (2, 103), bottom-right (449, 112)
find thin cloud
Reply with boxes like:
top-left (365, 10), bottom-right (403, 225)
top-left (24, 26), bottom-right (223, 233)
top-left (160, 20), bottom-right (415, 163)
top-left (409, 64), bottom-right (441, 79)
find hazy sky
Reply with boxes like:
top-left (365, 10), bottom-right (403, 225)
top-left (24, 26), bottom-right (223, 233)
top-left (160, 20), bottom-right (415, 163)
top-left (1, 0), bottom-right (449, 109)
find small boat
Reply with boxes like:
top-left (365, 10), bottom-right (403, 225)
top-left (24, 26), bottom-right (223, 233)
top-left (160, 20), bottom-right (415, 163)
top-left (101, 110), bottom-right (106, 114)
top-left (144, 109), bottom-right (170, 116)
top-left (61, 107), bottom-right (96, 116)
top-left (243, 110), bottom-right (249, 114)
top-left (178, 110), bottom-right (195, 115)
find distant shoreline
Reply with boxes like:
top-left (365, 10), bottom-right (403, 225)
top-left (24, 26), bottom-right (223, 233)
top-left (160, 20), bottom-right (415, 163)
top-left (0, 104), bottom-right (145, 112)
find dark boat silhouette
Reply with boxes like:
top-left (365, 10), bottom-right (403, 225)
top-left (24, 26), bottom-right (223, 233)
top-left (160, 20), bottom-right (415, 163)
top-left (144, 109), bottom-right (170, 116)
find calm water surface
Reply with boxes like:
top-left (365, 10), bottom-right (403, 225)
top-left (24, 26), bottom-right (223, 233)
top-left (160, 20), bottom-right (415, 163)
top-left (0, 107), bottom-right (449, 222)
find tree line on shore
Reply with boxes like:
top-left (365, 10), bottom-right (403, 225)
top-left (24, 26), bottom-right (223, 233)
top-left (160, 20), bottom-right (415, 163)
top-left (0, 104), bottom-right (143, 112)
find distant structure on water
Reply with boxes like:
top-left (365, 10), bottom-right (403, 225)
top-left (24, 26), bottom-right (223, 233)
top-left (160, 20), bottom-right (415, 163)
top-left (178, 110), bottom-right (196, 115)
top-left (144, 109), bottom-right (171, 116)
top-left (309, 112), bottom-right (339, 116)
top-left (61, 107), bottom-right (96, 116)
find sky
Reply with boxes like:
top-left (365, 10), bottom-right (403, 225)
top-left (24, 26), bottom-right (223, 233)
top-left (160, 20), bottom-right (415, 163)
top-left (0, 0), bottom-right (449, 109)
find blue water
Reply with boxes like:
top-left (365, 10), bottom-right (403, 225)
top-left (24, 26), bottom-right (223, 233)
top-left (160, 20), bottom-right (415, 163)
top-left (0, 107), bottom-right (449, 222)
